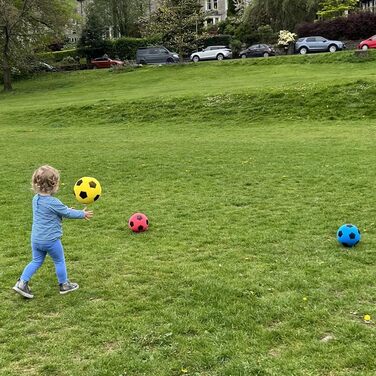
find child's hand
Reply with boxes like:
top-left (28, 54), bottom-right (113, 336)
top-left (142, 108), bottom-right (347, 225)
top-left (83, 207), bottom-right (94, 221)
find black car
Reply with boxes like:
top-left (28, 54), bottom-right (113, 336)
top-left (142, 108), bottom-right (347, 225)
top-left (240, 44), bottom-right (276, 58)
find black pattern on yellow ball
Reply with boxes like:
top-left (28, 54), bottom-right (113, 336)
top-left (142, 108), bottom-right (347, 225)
top-left (79, 191), bottom-right (88, 199)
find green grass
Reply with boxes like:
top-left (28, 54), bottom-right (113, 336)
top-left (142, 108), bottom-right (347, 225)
top-left (2, 53), bottom-right (376, 375)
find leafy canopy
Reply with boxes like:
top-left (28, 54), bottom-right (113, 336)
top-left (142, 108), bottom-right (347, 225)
top-left (0, 0), bottom-right (75, 91)
top-left (317, 0), bottom-right (359, 19)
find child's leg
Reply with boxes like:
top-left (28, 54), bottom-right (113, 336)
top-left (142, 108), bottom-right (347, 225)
top-left (20, 243), bottom-right (47, 282)
top-left (46, 240), bottom-right (68, 284)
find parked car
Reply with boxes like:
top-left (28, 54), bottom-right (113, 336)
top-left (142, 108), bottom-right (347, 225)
top-left (190, 46), bottom-right (232, 62)
top-left (295, 36), bottom-right (345, 54)
top-left (91, 57), bottom-right (124, 69)
top-left (136, 47), bottom-right (180, 64)
top-left (240, 44), bottom-right (276, 58)
top-left (358, 35), bottom-right (376, 50)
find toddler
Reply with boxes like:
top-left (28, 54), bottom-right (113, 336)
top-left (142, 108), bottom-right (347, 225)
top-left (13, 165), bottom-right (93, 298)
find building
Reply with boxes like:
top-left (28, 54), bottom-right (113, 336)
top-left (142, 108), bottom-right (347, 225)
top-left (203, 0), bottom-right (228, 26)
top-left (66, 0), bottom-right (91, 44)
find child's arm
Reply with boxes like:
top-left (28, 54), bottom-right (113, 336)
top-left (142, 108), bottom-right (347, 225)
top-left (49, 198), bottom-right (91, 219)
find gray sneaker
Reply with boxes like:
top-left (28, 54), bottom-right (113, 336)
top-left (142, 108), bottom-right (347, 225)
top-left (13, 279), bottom-right (34, 299)
top-left (59, 280), bottom-right (79, 295)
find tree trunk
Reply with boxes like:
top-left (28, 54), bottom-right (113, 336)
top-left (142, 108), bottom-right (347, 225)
top-left (2, 26), bottom-right (12, 92)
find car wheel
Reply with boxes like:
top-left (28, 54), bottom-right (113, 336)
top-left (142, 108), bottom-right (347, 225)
top-left (139, 59), bottom-right (147, 65)
top-left (362, 44), bottom-right (369, 50)
top-left (166, 58), bottom-right (174, 64)
top-left (328, 45), bottom-right (337, 53)
top-left (263, 52), bottom-right (269, 58)
top-left (240, 54), bottom-right (247, 59)
top-left (216, 53), bottom-right (224, 61)
top-left (299, 47), bottom-right (308, 55)
top-left (192, 55), bottom-right (200, 63)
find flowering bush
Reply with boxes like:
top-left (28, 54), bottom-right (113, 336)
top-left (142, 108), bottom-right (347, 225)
top-left (278, 30), bottom-right (297, 47)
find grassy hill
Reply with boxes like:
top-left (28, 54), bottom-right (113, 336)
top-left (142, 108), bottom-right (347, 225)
top-left (1, 52), bottom-right (376, 376)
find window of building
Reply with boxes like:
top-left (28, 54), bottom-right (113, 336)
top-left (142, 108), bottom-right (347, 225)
top-left (206, 0), bottom-right (212, 10)
top-left (213, 0), bottom-right (218, 9)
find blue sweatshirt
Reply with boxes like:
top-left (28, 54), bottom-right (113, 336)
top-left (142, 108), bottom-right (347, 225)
top-left (31, 194), bottom-right (85, 243)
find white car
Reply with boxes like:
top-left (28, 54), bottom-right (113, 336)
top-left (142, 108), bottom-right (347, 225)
top-left (190, 46), bottom-right (232, 62)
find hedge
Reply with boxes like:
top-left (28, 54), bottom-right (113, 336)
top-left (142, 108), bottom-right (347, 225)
top-left (297, 12), bottom-right (376, 40)
top-left (77, 37), bottom-right (160, 61)
top-left (38, 49), bottom-right (79, 63)
top-left (196, 34), bottom-right (232, 48)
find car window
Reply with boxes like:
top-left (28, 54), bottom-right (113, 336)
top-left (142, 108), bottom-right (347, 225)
top-left (297, 38), bottom-right (304, 42)
top-left (158, 48), bottom-right (167, 54)
top-left (149, 49), bottom-right (159, 54)
top-left (371, 36), bottom-right (376, 40)
top-left (249, 45), bottom-right (257, 49)
top-left (306, 37), bottom-right (316, 42)
top-left (316, 37), bottom-right (325, 42)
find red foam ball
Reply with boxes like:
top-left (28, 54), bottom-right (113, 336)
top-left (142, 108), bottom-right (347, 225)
top-left (128, 213), bottom-right (149, 233)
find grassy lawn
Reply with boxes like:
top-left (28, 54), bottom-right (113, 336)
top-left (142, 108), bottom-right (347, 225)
top-left (1, 53), bottom-right (376, 375)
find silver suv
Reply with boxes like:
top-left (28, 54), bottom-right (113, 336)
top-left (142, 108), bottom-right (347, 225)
top-left (295, 36), bottom-right (345, 55)
top-left (190, 46), bottom-right (232, 62)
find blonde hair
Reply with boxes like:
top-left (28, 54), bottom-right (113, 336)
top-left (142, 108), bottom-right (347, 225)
top-left (31, 165), bottom-right (60, 195)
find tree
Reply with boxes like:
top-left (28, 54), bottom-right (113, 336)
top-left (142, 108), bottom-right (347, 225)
top-left (142, 0), bottom-right (204, 60)
top-left (317, 0), bottom-right (359, 19)
top-left (243, 0), bottom-right (320, 32)
top-left (87, 0), bottom-right (148, 38)
top-left (78, 2), bottom-right (108, 49)
top-left (0, 0), bottom-right (75, 92)
top-left (227, 0), bottom-right (237, 16)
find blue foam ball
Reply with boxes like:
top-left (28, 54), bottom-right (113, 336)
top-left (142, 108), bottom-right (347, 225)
top-left (337, 224), bottom-right (361, 248)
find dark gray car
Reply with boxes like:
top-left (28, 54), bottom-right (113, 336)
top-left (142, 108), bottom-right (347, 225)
top-left (136, 47), bottom-right (180, 64)
top-left (295, 36), bottom-right (345, 55)
top-left (240, 44), bottom-right (276, 58)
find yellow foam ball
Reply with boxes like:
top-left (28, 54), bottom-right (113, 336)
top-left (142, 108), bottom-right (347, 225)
top-left (73, 177), bottom-right (102, 204)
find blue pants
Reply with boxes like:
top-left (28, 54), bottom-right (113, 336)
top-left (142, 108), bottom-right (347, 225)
top-left (20, 239), bottom-right (68, 284)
